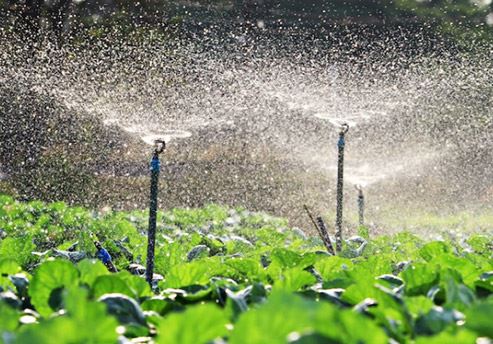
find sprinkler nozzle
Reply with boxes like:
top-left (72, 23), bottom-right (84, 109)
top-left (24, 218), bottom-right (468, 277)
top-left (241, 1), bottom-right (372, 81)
top-left (154, 139), bottom-right (166, 156)
top-left (355, 184), bottom-right (363, 196)
top-left (340, 123), bottom-right (349, 135)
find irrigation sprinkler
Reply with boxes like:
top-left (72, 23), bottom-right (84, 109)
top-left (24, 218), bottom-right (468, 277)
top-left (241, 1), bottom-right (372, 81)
top-left (145, 139), bottom-right (166, 285)
top-left (303, 204), bottom-right (335, 255)
top-left (91, 233), bottom-right (118, 273)
top-left (335, 123), bottom-right (349, 253)
top-left (355, 185), bottom-right (364, 227)
top-left (303, 204), bottom-right (322, 233)
top-left (316, 216), bottom-right (335, 255)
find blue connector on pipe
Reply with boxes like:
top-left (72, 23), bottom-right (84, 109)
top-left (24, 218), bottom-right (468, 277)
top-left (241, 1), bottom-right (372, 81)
top-left (97, 247), bottom-right (112, 264)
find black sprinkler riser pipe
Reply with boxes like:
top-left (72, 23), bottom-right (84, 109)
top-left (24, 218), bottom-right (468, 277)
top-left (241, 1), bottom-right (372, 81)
top-left (335, 124), bottom-right (348, 253)
top-left (316, 216), bottom-right (335, 255)
top-left (145, 138), bottom-right (165, 286)
top-left (145, 154), bottom-right (160, 284)
top-left (358, 190), bottom-right (364, 227)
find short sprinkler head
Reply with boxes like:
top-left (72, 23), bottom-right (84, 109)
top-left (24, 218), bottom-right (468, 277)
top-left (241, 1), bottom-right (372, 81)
top-left (337, 123), bottom-right (349, 148)
top-left (340, 123), bottom-right (349, 135)
top-left (154, 139), bottom-right (166, 156)
top-left (355, 184), bottom-right (364, 197)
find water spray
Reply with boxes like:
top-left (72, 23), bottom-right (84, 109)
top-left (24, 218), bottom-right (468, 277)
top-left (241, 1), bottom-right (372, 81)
top-left (145, 139), bottom-right (166, 285)
top-left (355, 185), bottom-right (364, 227)
top-left (335, 123), bottom-right (349, 253)
top-left (303, 204), bottom-right (335, 255)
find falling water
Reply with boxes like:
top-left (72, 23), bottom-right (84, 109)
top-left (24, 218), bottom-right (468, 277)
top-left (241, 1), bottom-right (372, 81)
top-left (1, 26), bottom-right (492, 234)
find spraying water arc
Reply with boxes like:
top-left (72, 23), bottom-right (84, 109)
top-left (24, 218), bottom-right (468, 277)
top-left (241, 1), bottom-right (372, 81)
top-left (1, 28), bottom-right (492, 234)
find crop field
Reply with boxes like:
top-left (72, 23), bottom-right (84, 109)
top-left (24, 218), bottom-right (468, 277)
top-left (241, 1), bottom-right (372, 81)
top-left (0, 194), bottom-right (491, 343)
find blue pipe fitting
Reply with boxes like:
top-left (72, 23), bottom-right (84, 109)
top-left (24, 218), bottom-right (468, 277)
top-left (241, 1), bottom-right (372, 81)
top-left (150, 156), bottom-right (160, 172)
top-left (338, 137), bottom-right (345, 148)
top-left (97, 248), bottom-right (112, 264)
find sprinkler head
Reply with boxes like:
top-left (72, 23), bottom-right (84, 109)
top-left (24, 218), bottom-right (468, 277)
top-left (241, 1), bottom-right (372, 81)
top-left (154, 139), bottom-right (166, 155)
top-left (340, 123), bottom-right (349, 135)
top-left (355, 184), bottom-right (364, 197)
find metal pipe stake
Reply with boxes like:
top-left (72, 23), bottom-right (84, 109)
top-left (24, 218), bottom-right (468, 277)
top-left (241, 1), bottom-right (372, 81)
top-left (335, 123), bottom-right (349, 253)
top-left (145, 139), bottom-right (165, 285)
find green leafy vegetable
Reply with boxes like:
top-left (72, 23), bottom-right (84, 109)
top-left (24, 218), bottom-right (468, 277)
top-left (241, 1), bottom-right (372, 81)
top-left (156, 304), bottom-right (229, 344)
top-left (29, 260), bottom-right (79, 317)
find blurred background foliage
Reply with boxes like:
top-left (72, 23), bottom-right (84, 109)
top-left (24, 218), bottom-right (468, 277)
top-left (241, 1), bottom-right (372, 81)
top-left (0, 0), bottom-right (492, 44)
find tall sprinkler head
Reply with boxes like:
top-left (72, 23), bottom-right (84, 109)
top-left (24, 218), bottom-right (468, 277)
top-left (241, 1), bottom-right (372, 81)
top-left (340, 123), bottom-right (349, 135)
top-left (153, 139), bottom-right (166, 157)
top-left (355, 184), bottom-right (363, 197)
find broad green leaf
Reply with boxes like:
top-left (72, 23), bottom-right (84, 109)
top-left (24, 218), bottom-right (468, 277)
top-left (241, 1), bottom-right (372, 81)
top-left (466, 235), bottom-right (492, 257)
top-left (15, 317), bottom-right (80, 344)
top-left (465, 254), bottom-right (493, 274)
top-left (226, 258), bottom-right (266, 282)
top-left (317, 310), bottom-right (389, 344)
top-left (298, 253), bottom-right (320, 269)
top-left (29, 260), bottom-right (79, 317)
top-left (229, 292), bottom-right (319, 344)
top-left (0, 301), bottom-right (19, 332)
top-left (435, 255), bottom-right (479, 287)
top-left (0, 259), bottom-right (21, 275)
top-left (225, 286), bottom-right (252, 320)
top-left (163, 235), bottom-right (203, 263)
top-left (141, 296), bottom-right (174, 315)
top-left (0, 258), bottom-right (22, 291)
top-left (175, 285), bottom-right (213, 302)
top-left (268, 249), bottom-right (319, 271)
top-left (92, 275), bottom-right (134, 299)
top-left (156, 304), bottom-right (229, 344)
top-left (98, 293), bottom-right (146, 326)
top-left (269, 248), bottom-right (303, 269)
top-left (115, 271), bottom-right (152, 298)
top-left (353, 255), bottom-right (393, 277)
top-left (474, 271), bottom-right (493, 293)
top-left (443, 272), bottom-right (476, 312)
top-left (77, 259), bottom-right (109, 286)
top-left (230, 292), bottom-right (387, 344)
top-left (400, 263), bottom-right (439, 296)
top-left (419, 241), bottom-right (451, 261)
top-left (161, 258), bottom-right (227, 288)
top-left (465, 301), bottom-right (493, 338)
top-left (370, 286), bottom-right (413, 336)
top-left (415, 306), bottom-right (463, 336)
top-left (415, 329), bottom-right (476, 344)
top-left (274, 268), bottom-right (317, 292)
top-left (15, 307), bottom-right (117, 344)
top-left (0, 236), bottom-right (36, 268)
top-left (344, 282), bottom-right (413, 340)
top-left (314, 256), bottom-right (353, 282)
top-left (186, 245), bottom-right (210, 261)
top-left (404, 296), bottom-right (434, 318)
top-left (376, 274), bottom-right (404, 289)
top-left (64, 288), bottom-right (119, 343)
